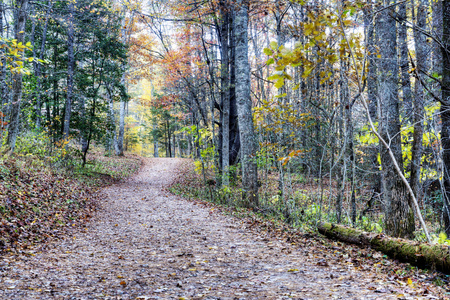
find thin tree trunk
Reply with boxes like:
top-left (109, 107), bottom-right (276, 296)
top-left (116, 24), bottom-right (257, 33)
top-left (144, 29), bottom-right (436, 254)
top-left (6, 0), bottom-right (29, 152)
top-left (153, 122), bottom-right (159, 157)
top-left (363, 2), bottom-right (381, 212)
top-left (397, 1), bottom-right (413, 118)
top-left (63, 0), bottom-right (75, 139)
top-left (116, 5), bottom-right (129, 156)
top-left (105, 85), bottom-right (117, 154)
top-left (410, 0), bottom-right (428, 211)
top-left (229, 11), bottom-right (240, 167)
top-left (80, 94), bottom-right (88, 154)
top-left (432, 0), bottom-right (442, 77)
top-left (0, 0), bottom-right (6, 135)
top-left (220, 0), bottom-right (230, 187)
top-left (34, 0), bottom-right (52, 129)
top-left (234, 0), bottom-right (258, 207)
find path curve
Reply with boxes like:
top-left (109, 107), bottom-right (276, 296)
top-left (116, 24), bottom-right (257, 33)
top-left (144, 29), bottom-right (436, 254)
top-left (0, 158), bottom-right (430, 299)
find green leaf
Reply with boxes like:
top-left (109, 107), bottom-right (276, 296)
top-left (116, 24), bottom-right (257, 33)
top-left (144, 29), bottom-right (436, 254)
top-left (270, 41), bottom-right (278, 50)
top-left (302, 66), bottom-right (313, 78)
top-left (263, 48), bottom-right (273, 56)
top-left (266, 58), bottom-right (275, 65)
top-left (268, 74), bottom-right (281, 81)
top-left (274, 78), bottom-right (285, 89)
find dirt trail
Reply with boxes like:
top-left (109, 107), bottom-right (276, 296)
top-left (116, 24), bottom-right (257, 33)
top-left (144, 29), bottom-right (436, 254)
top-left (0, 158), bottom-right (444, 299)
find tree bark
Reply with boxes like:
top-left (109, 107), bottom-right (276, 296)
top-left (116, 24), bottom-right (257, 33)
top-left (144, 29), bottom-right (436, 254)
top-left (6, 0), bottom-right (29, 152)
top-left (432, 0), bottom-right (443, 77)
top-left (34, 0), bottom-right (52, 130)
top-left (116, 100), bottom-right (125, 156)
top-left (153, 122), bottom-right (159, 157)
top-left (234, 0), bottom-right (258, 207)
top-left (378, 2), bottom-right (414, 238)
top-left (116, 5), bottom-right (129, 156)
top-left (105, 84), bottom-right (117, 154)
top-left (0, 0), bottom-right (6, 135)
top-left (229, 10), bottom-right (240, 166)
top-left (410, 0), bottom-right (428, 212)
top-left (441, 0), bottom-right (450, 235)
top-left (397, 1), bottom-right (413, 118)
top-left (219, 0), bottom-right (230, 187)
top-left (318, 222), bottom-right (450, 274)
top-left (63, 0), bottom-right (75, 139)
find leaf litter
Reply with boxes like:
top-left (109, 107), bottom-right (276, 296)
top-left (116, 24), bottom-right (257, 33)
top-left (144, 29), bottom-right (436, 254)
top-left (0, 158), bottom-right (449, 299)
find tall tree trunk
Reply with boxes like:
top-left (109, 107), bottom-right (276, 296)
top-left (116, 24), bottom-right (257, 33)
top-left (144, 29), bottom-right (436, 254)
top-left (80, 94), bottom-right (88, 154)
top-left (410, 0), bottom-right (428, 212)
top-left (363, 2), bottom-right (382, 211)
top-left (63, 0), bottom-right (75, 139)
top-left (34, 0), bottom-right (52, 130)
top-left (116, 100), bottom-right (125, 156)
top-left (441, 0), bottom-right (450, 235)
top-left (336, 54), bottom-right (346, 223)
top-left (116, 5), bottom-right (130, 156)
top-left (397, 1), bottom-right (413, 118)
top-left (364, 4), bottom-right (378, 120)
top-left (234, 0), bottom-right (258, 207)
top-left (6, 0), bottom-right (29, 152)
top-left (0, 0), bottom-right (6, 135)
top-left (378, 2), bottom-right (414, 238)
top-left (343, 59), bottom-right (356, 225)
top-left (229, 11), bottom-right (240, 166)
top-left (105, 85), bottom-right (117, 154)
top-left (153, 122), bottom-right (159, 157)
top-left (220, 0), bottom-right (230, 187)
top-left (432, 0), bottom-right (443, 78)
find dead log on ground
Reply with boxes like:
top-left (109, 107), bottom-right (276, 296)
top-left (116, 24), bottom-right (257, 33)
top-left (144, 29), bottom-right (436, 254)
top-left (318, 222), bottom-right (450, 274)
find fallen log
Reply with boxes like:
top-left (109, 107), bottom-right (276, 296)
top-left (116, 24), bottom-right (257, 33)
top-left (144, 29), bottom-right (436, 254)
top-left (318, 222), bottom-right (450, 274)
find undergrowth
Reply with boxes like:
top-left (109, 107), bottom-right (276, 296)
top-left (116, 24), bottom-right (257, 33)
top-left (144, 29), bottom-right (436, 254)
top-left (170, 160), bottom-right (447, 242)
top-left (169, 161), bottom-right (313, 233)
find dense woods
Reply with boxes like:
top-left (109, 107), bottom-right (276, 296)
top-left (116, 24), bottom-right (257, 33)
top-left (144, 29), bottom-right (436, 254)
top-left (1, 0), bottom-right (450, 245)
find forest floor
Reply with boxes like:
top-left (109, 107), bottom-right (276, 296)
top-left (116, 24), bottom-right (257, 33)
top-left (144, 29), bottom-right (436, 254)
top-left (0, 158), bottom-right (449, 299)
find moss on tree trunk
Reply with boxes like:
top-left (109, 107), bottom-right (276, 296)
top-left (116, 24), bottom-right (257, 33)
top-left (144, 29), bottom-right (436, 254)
top-left (318, 222), bottom-right (450, 274)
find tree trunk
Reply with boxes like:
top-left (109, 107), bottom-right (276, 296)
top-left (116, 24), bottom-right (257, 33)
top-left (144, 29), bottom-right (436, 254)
top-left (229, 10), bottom-right (240, 166)
top-left (343, 60), bottom-right (356, 225)
top-left (116, 5), bottom-right (128, 156)
top-left (220, 0), bottom-right (230, 187)
top-left (34, 0), bottom-right (52, 130)
top-left (378, 2), bottom-right (414, 238)
top-left (441, 0), bottom-right (450, 235)
top-left (410, 0), bottom-right (428, 211)
top-left (153, 122), bottom-right (159, 157)
top-left (318, 222), bottom-right (450, 274)
top-left (432, 0), bottom-right (442, 77)
top-left (397, 1), bottom-right (413, 118)
top-left (363, 1), bottom-right (381, 216)
top-left (105, 85), bottom-right (117, 154)
top-left (234, 0), bottom-right (258, 207)
top-left (0, 0), bottom-right (6, 135)
top-left (63, 0), bottom-right (75, 139)
top-left (80, 95), bottom-right (88, 155)
top-left (116, 100), bottom-right (125, 156)
top-left (6, 0), bottom-right (29, 152)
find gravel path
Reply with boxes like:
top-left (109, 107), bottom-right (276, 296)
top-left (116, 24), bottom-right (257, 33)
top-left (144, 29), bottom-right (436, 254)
top-left (0, 158), bottom-right (445, 299)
